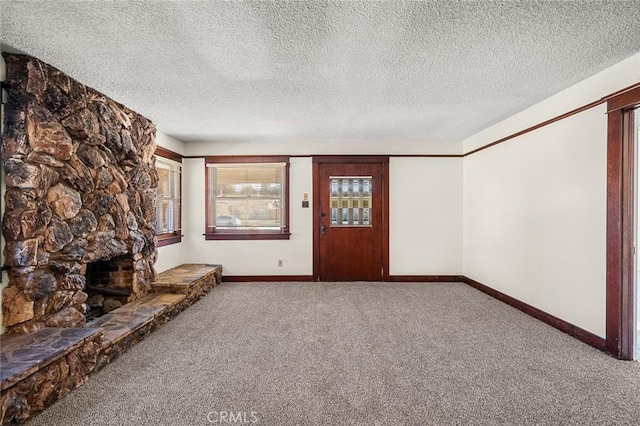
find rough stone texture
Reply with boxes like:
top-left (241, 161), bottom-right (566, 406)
top-left (0, 328), bottom-right (102, 425)
top-left (102, 299), bottom-right (122, 313)
top-left (86, 294), bottom-right (104, 308)
top-left (94, 264), bottom-right (222, 370)
top-left (1, 286), bottom-right (34, 327)
top-left (152, 264), bottom-right (223, 305)
top-left (2, 53), bottom-right (158, 333)
top-left (44, 307), bottom-right (86, 328)
top-left (44, 217), bottom-right (74, 252)
top-left (0, 264), bottom-right (222, 424)
top-left (46, 184), bottom-right (82, 219)
top-left (26, 105), bottom-right (74, 160)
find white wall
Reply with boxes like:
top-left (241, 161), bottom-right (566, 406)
top-left (182, 157), bottom-right (314, 276)
top-left (389, 157), bottom-right (462, 275)
top-left (462, 52), bottom-right (640, 337)
top-left (464, 108), bottom-right (607, 336)
top-left (183, 141), bottom-right (462, 275)
top-left (154, 131), bottom-right (187, 273)
top-left (181, 141), bottom-right (464, 277)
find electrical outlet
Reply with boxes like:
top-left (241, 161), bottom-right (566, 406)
top-left (278, 259), bottom-right (283, 267)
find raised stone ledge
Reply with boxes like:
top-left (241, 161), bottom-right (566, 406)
top-left (152, 263), bottom-right (222, 304)
top-left (152, 263), bottom-right (222, 292)
top-left (89, 293), bottom-right (187, 370)
top-left (0, 328), bottom-right (102, 392)
top-left (0, 328), bottom-right (102, 424)
top-left (0, 263), bottom-right (223, 424)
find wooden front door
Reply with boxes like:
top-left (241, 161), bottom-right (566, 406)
top-left (314, 157), bottom-right (388, 281)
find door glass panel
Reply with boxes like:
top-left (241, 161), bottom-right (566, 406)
top-left (329, 176), bottom-right (372, 227)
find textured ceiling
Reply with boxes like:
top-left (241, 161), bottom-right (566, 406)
top-left (2, 1), bottom-right (640, 145)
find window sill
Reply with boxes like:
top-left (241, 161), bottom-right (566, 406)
top-left (157, 234), bottom-right (182, 247)
top-left (205, 231), bottom-right (291, 241)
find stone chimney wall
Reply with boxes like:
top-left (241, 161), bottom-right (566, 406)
top-left (1, 54), bottom-right (158, 333)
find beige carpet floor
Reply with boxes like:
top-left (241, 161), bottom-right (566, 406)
top-left (28, 282), bottom-right (640, 425)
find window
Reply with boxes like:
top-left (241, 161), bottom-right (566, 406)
top-left (205, 156), bottom-right (290, 240)
top-left (155, 148), bottom-right (182, 246)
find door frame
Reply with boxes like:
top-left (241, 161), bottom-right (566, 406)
top-left (312, 156), bottom-right (390, 281)
top-left (606, 85), bottom-right (640, 359)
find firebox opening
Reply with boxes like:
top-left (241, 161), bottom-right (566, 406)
top-left (84, 255), bottom-right (134, 321)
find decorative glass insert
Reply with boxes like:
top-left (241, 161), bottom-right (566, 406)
top-left (329, 176), bottom-right (372, 227)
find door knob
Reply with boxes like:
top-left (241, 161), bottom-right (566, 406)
top-left (320, 225), bottom-right (326, 235)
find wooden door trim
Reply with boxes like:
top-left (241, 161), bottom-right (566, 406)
top-left (381, 160), bottom-right (390, 281)
top-left (312, 161), bottom-right (321, 280)
top-left (606, 90), bottom-right (639, 360)
top-left (312, 156), bottom-right (390, 281)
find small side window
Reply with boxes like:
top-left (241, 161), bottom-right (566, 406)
top-left (155, 148), bottom-right (182, 246)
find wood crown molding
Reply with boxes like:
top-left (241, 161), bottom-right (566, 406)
top-left (205, 155), bottom-right (289, 164)
top-left (312, 155), bottom-right (390, 164)
top-left (155, 146), bottom-right (183, 162)
top-left (606, 84), bottom-right (640, 113)
top-left (465, 81), bottom-right (640, 157)
top-left (180, 82), bottom-right (640, 161)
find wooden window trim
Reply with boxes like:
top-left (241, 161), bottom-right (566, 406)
top-left (156, 234), bottom-right (182, 247)
top-left (155, 146), bottom-right (183, 247)
top-left (606, 89), bottom-right (640, 360)
top-left (205, 156), bottom-right (291, 241)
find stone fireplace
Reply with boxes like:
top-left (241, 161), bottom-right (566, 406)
top-left (1, 53), bottom-right (158, 333)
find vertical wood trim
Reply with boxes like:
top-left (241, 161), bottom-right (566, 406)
top-left (284, 161), bottom-right (291, 235)
top-left (620, 110), bottom-right (636, 359)
top-left (382, 161), bottom-right (390, 280)
top-left (606, 108), bottom-right (624, 357)
top-left (204, 161), bottom-right (211, 238)
top-left (606, 91), bottom-right (639, 359)
top-left (312, 161), bottom-right (320, 281)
